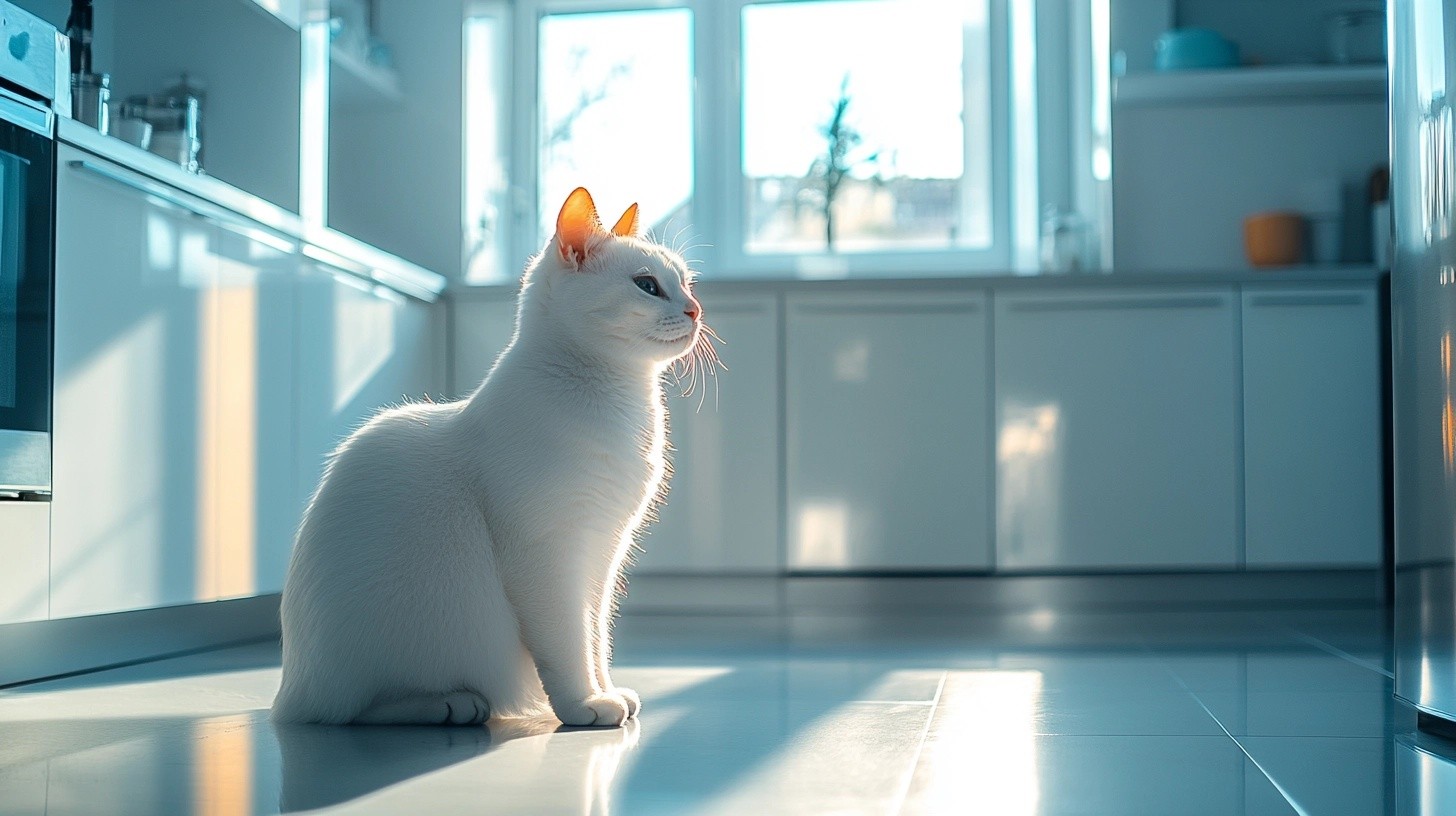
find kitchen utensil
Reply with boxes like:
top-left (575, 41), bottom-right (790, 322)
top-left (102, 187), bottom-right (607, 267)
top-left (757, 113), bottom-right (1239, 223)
top-left (1244, 211), bottom-right (1307, 268)
top-left (113, 116), bottom-right (151, 150)
top-left (121, 75), bottom-right (202, 173)
top-left (1155, 28), bottom-right (1239, 71)
top-left (70, 71), bottom-right (107, 133)
top-left (1039, 207), bottom-right (1098, 273)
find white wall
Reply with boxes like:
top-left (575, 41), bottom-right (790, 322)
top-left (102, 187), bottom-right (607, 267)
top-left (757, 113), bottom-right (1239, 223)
top-left (328, 0), bottom-right (467, 279)
top-left (1113, 100), bottom-right (1388, 270)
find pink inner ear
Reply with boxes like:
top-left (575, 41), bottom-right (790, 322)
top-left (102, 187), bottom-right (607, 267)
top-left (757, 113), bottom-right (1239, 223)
top-left (557, 187), bottom-right (606, 267)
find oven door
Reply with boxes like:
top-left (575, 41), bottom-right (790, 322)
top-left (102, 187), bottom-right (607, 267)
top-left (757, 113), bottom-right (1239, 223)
top-left (0, 90), bottom-right (54, 494)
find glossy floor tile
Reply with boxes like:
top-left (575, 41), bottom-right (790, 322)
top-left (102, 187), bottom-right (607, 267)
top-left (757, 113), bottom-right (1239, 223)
top-left (1, 605), bottom-right (1453, 814)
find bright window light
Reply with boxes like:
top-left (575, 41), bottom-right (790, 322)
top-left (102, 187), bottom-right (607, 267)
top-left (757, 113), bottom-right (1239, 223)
top-left (537, 8), bottom-right (695, 248)
top-left (741, 0), bottom-right (992, 255)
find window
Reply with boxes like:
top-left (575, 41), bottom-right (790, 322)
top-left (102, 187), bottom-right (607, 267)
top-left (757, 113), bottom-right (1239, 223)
top-left (742, 1), bottom-right (992, 255)
top-left (477, 0), bottom-right (1059, 281)
top-left (536, 8), bottom-right (695, 247)
top-left (464, 7), bottom-right (511, 284)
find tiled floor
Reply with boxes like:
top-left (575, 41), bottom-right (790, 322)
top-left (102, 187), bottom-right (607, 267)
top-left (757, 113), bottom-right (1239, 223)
top-left (1, 605), bottom-right (1452, 814)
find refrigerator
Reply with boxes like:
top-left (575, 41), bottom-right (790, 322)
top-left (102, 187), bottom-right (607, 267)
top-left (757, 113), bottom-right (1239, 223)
top-left (1393, 0), bottom-right (1456, 731)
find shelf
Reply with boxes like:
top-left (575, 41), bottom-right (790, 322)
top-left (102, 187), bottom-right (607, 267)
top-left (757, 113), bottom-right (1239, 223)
top-left (233, 0), bottom-right (303, 31)
top-left (330, 46), bottom-right (402, 108)
top-left (1115, 65), bottom-right (1387, 107)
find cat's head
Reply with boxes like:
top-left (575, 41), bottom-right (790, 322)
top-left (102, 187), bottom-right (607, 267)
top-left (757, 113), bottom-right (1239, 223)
top-left (524, 187), bottom-right (704, 370)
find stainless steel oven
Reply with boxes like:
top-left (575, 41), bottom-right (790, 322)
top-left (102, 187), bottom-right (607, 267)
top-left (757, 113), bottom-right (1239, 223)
top-left (0, 1), bottom-right (64, 497)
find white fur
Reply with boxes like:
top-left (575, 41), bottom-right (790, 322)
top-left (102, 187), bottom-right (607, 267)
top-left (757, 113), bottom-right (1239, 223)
top-left (273, 224), bottom-right (701, 727)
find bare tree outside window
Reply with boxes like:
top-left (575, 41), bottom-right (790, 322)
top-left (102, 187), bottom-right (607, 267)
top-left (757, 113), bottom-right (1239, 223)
top-left (742, 0), bottom-right (988, 256)
top-left (809, 75), bottom-right (880, 250)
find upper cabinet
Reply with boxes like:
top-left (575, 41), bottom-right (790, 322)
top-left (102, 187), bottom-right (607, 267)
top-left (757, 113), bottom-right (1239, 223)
top-left (785, 292), bottom-right (992, 571)
top-left (994, 289), bottom-right (1241, 570)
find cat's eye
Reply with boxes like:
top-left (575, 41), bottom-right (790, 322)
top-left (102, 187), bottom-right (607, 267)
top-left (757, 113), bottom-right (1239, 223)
top-left (634, 276), bottom-right (663, 298)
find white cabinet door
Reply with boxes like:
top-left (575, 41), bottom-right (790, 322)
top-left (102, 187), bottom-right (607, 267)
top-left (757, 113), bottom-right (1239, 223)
top-left (206, 225), bottom-right (299, 597)
top-left (1242, 286), bottom-right (1383, 567)
top-left (994, 289), bottom-right (1240, 570)
top-left (51, 152), bottom-right (217, 616)
top-left (638, 295), bottom-right (780, 572)
top-left (786, 292), bottom-right (992, 570)
top-left (0, 501), bottom-right (49, 623)
top-left (294, 262), bottom-right (440, 516)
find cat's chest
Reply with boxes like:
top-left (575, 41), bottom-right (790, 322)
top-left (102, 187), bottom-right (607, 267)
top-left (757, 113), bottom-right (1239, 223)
top-left (482, 391), bottom-right (665, 514)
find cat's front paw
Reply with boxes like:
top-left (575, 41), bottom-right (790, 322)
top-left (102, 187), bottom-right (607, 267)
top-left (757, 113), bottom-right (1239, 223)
top-left (614, 686), bottom-right (641, 719)
top-left (555, 693), bottom-right (630, 727)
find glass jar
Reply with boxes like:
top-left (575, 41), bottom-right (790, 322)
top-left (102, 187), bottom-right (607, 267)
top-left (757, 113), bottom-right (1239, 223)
top-left (1327, 8), bottom-right (1385, 65)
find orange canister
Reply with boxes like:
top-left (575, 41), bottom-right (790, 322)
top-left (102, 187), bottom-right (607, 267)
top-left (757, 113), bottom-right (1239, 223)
top-left (1243, 211), bottom-right (1308, 268)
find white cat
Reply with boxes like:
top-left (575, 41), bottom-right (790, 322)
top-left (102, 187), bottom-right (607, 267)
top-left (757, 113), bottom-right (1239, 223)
top-left (272, 188), bottom-right (705, 727)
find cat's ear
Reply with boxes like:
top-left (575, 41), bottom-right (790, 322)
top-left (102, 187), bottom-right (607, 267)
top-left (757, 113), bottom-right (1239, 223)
top-left (556, 187), bottom-right (607, 268)
top-left (611, 203), bottom-right (640, 238)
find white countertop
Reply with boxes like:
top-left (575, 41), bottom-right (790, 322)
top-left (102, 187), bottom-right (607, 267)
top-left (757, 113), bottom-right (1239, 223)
top-left (449, 265), bottom-right (1386, 300)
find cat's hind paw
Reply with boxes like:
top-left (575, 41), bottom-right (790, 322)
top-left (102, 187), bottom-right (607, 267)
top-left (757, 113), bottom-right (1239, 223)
top-left (441, 691), bottom-right (491, 726)
top-left (555, 693), bottom-right (630, 727)
top-left (353, 690), bottom-right (489, 726)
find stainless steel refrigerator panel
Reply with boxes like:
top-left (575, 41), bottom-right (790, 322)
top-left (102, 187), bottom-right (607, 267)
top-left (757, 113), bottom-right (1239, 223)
top-left (1392, 0), bottom-right (1456, 721)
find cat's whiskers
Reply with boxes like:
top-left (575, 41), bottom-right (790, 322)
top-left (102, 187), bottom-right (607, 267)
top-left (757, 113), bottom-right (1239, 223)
top-left (664, 319), bottom-right (724, 411)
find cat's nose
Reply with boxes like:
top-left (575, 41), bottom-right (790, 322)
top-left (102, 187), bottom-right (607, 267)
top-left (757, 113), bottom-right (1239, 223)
top-left (684, 303), bottom-right (701, 321)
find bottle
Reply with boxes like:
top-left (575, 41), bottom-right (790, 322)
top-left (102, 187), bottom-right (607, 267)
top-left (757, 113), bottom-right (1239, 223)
top-left (1370, 164), bottom-right (1391, 271)
top-left (64, 0), bottom-right (93, 76)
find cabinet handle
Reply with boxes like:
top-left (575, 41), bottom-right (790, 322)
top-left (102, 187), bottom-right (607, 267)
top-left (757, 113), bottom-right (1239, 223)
top-left (1247, 293), bottom-right (1366, 308)
top-left (71, 159), bottom-right (222, 219)
top-left (1008, 295), bottom-right (1225, 313)
top-left (68, 159), bottom-right (295, 253)
top-left (793, 303), bottom-right (982, 316)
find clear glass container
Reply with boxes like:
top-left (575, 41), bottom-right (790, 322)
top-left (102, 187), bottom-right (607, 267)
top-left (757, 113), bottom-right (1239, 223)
top-left (1328, 9), bottom-right (1385, 65)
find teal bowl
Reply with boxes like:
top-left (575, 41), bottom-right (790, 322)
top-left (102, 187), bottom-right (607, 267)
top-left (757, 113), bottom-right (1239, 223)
top-left (1155, 28), bottom-right (1240, 70)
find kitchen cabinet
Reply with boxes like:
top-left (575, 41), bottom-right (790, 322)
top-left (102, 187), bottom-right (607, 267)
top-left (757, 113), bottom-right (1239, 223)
top-left (638, 295), bottom-right (781, 572)
top-left (53, 146), bottom-right (439, 618)
top-left (785, 292), bottom-right (992, 570)
top-left (207, 225), bottom-right (299, 597)
top-left (52, 147), bottom-right (303, 613)
top-left (294, 260), bottom-right (439, 518)
top-left (1242, 286), bottom-right (1383, 567)
top-left (994, 289), bottom-right (1241, 570)
top-left (51, 150), bottom-right (219, 617)
top-left (0, 502), bottom-right (49, 623)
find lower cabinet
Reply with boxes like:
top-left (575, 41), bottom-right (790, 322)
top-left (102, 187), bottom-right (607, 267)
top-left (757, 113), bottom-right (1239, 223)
top-left (0, 501), bottom-right (49, 624)
top-left (208, 226), bottom-right (298, 598)
top-left (1242, 286), bottom-right (1383, 567)
top-left (294, 261), bottom-right (440, 521)
top-left (994, 289), bottom-right (1242, 570)
top-left (785, 292), bottom-right (992, 570)
top-left (637, 295), bottom-right (781, 572)
top-left (50, 146), bottom-right (439, 619)
top-left (52, 155), bottom-right (222, 617)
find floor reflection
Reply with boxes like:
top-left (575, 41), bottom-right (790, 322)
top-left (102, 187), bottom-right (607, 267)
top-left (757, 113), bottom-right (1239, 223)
top-left (5, 607), bottom-right (1456, 814)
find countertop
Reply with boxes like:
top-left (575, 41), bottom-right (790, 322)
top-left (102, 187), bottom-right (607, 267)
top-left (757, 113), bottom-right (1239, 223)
top-left (56, 117), bottom-right (447, 302)
top-left (448, 265), bottom-right (1387, 300)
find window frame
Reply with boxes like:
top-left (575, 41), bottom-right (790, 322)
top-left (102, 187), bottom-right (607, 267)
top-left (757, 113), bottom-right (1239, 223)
top-left (506, 0), bottom-right (1030, 281)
